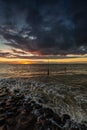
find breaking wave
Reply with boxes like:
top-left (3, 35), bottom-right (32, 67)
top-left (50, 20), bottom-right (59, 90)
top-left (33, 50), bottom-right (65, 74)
top-left (0, 77), bottom-right (87, 124)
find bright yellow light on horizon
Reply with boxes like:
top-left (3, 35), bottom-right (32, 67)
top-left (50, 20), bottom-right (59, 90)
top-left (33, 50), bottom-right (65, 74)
top-left (19, 61), bottom-right (33, 64)
top-left (0, 58), bottom-right (34, 64)
top-left (0, 57), bottom-right (87, 64)
top-left (47, 57), bottom-right (87, 63)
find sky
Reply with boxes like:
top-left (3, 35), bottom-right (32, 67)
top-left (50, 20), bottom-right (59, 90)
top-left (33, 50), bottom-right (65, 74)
top-left (0, 0), bottom-right (87, 64)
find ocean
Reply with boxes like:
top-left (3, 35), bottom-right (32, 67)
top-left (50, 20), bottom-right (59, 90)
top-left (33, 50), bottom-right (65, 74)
top-left (0, 64), bottom-right (87, 124)
top-left (0, 64), bottom-right (87, 78)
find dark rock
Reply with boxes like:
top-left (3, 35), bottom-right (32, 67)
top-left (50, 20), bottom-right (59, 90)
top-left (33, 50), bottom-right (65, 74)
top-left (79, 124), bottom-right (87, 130)
top-left (5, 105), bottom-right (13, 111)
top-left (24, 105), bottom-right (33, 113)
top-left (34, 104), bottom-right (42, 109)
top-left (0, 101), bottom-right (6, 107)
top-left (38, 99), bottom-right (44, 103)
top-left (16, 101), bottom-right (23, 107)
top-left (0, 118), bottom-right (5, 126)
top-left (53, 113), bottom-right (62, 125)
top-left (5, 88), bottom-right (10, 93)
top-left (0, 114), bottom-right (6, 119)
top-left (70, 128), bottom-right (80, 130)
top-left (20, 109), bottom-right (27, 115)
top-left (0, 125), bottom-right (7, 130)
top-left (62, 114), bottom-right (71, 124)
top-left (43, 120), bottom-right (52, 129)
top-left (5, 111), bottom-right (15, 118)
top-left (17, 114), bottom-right (37, 130)
top-left (14, 89), bottom-right (20, 93)
top-left (44, 119), bottom-right (62, 130)
top-left (0, 108), bottom-right (5, 113)
top-left (0, 93), bottom-right (7, 98)
top-left (10, 107), bottom-right (17, 113)
top-left (44, 108), bottom-right (54, 118)
top-left (15, 94), bottom-right (24, 100)
top-left (39, 108), bottom-right (45, 115)
top-left (0, 87), bottom-right (86, 130)
top-left (6, 118), bottom-right (16, 127)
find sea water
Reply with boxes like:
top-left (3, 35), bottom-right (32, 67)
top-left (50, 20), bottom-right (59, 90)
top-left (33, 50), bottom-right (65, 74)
top-left (0, 64), bottom-right (87, 123)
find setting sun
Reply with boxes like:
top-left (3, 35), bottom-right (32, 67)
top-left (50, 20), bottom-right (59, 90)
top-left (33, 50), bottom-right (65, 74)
top-left (20, 61), bottom-right (34, 64)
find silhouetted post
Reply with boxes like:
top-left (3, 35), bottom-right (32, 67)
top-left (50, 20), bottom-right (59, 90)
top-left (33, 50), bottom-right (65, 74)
top-left (47, 59), bottom-right (49, 76)
top-left (64, 65), bottom-right (67, 86)
top-left (64, 66), bottom-right (67, 75)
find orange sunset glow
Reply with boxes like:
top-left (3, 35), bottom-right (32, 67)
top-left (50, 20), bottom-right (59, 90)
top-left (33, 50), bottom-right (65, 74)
top-left (0, 56), bottom-right (87, 64)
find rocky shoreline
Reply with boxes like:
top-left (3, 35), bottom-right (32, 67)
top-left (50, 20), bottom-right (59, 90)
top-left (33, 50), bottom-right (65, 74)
top-left (0, 86), bottom-right (87, 130)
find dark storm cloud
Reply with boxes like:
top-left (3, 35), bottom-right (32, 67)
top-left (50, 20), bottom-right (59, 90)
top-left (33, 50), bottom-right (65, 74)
top-left (0, 0), bottom-right (87, 55)
top-left (70, 0), bottom-right (87, 46)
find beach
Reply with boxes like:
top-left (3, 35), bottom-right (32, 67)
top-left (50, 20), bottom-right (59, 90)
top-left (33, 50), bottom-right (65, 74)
top-left (0, 64), bottom-right (87, 130)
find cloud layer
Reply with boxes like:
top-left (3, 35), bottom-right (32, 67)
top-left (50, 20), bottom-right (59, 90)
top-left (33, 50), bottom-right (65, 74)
top-left (0, 0), bottom-right (87, 55)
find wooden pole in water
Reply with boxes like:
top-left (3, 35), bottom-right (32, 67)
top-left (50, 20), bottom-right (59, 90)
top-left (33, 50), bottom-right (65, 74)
top-left (47, 59), bottom-right (49, 76)
top-left (64, 66), bottom-right (67, 75)
top-left (64, 65), bottom-right (67, 85)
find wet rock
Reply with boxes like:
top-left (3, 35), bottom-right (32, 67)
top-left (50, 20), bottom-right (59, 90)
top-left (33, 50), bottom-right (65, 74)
top-left (0, 87), bottom-right (86, 130)
top-left (5, 101), bottom-right (11, 107)
top-left (63, 120), bottom-right (71, 130)
top-left (0, 117), bottom-right (5, 126)
top-left (17, 114), bottom-right (37, 130)
top-left (0, 126), bottom-right (4, 130)
top-left (24, 104), bottom-right (33, 113)
top-left (0, 93), bottom-right (6, 97)
top-left (0, 101), bottom-right (6, 107)
top-left (9, 107), bottom-right (17, 113)
top-left (36, 117), bottom-right (45, 126)
top-left (29, 101), bottom-right (36, 107)
top-left (39, 108), bottom-right (46, 115)
top-left (0, 114), bottom-right (6, 119)
top-left (20, 109), bottom-right (28, 116)
top-left (5, 105), bottom-right (13, 111)
top-left (34, 104), bottom-right (42, 110)
top-left (5, 88), bottom-right (10, 93)
top-left (5, 111), bottom-right (16, 118)
top-left (79, 124), bottom-right (87, 130)
top-left (53, 113), bottom-right (62, 125)
top-left (43, 120), bottom-right (52, 129)
top-left (38, 99), bottom-right (44, 103)
top-left (0, 125), bottom-right (7, 130)
top-left (0, 108), bottom-right (5, 113)
top-left (16, 101), bottom-right (23, 107)
top-left (44, 108), bottom-right (54, 118)
top-left (62, 114), bottom-right (71, 124)
top-left (70, 123), bottom-right (80, 130)
top-left (70, 128), bottom-right (80, 130)
top-left (31, 109), bottom-right (40, 117)
top-left (6, 118), bottom-right (16, 127)
top-left (14, 89), bottom-right (20, 93)
top-left (17, 94), bottom-right (24, 99)
top-left (44, 119), bottom-right (62, 130)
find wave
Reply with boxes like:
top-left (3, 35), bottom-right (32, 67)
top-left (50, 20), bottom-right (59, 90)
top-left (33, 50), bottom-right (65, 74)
top-left (0, 77), bottom-right (87, 124)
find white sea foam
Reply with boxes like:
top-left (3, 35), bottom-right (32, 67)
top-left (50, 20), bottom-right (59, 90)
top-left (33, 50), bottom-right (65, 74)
top-left (0, 77), bottom-right (87, 124)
